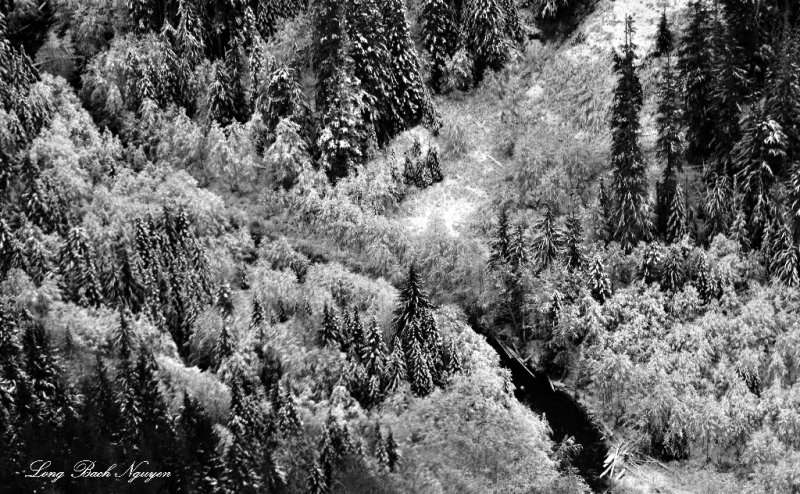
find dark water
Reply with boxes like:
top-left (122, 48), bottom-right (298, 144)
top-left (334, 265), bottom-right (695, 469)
top-left (475, 326), bottom-right (609, 492)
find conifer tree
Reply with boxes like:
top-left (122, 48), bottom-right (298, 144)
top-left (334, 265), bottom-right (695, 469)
top-left (347, 0), bottom-right (400, 144)
top-left (216, 323), bottom-right (235, 370)
top-left (361, 317), bottom-right (387, 376)
top-left (654, 8), bottom-right (673, 57)
top-left (406, 338), bottom-right (433, 396)
top-left (734, 108), bottom-right (787, 247)
top-left (678, 0), bottom-right (715, 163)
top-left (383, 0), bottom-right (430, 131)
top-left (660, 249), bottom-right (684, 292)
top-left (610, 16), bottom-right (651, 252)
top-left (261, 64), bottom-right (306, 134)
top-left (180, 393), bottom-right (223, 494)
top-left (58, 227), bottom-right (103, 308)
top-left (563, 211), bottom-right (586, 272)
top-left (274, 383), bottom-right (302, 436)
top-left (588, 254), bottom-right (612, 303)
top-left (318, 40), bottom-right (372, 182)
top-left (314, 0), bottom-right (347, 113)
top-left (251, 296), bottom-right (265, 332)
top-left (667, 184), bottom-right (688, 243)
top-left (464, 0), bottom-right (508, 83)
top-left (421, 0), bottom-right (458, 92)
top-left (639, 244), bottom-right (662, 285)
top-left (382, 340), bottom-right (406, 393)
top-left (319, 303), bottom-right (343, 348)
top-left (597, 178), bottom-right (614, 242)
top-left (506, 223), bottom-right (531, 271)
top-left (488, 208), bottom-right (511, 269)
top-left (654, 53), bottom-right (684, 242)
top-left (765, 29), bottom-right (800, 168)
top-left (532, 204), bottom-right (564, 272)
top-left (375, 431), bottom-right (391, 470)
top-left (86, 354), bottom-right (119, 445)
top-left (771, 218), bottom-right (800, 285)
top-left (708, 9), bottom-right (748, 177)
top-left (394, 265), bottom-right (435, 349)
top-left (385, 430), bottom-right (400, 472)
top-left (306, 458), bottom-right (328, 494)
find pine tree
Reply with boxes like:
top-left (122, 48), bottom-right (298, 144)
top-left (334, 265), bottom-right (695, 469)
top-left (385, 430), bottom-right (400, 472)
top-left (772, 218), bottom-right (800, 286)
top-left (610, 16), bottom-right (651, 252)
top-left (260, 63), bottom-right (306, 134)
top-left (506, 222), bottom-right (531, 271)
top-left (216, 323), bottom-right (235, 370)
top-left (588, 254), bottom-right (612, 303)
top-left (314, 0), bottom-right (347, 113)
top-left (406, 338), bottom-right (433, 396)
top-left (765, 29), bottom-right (800, 168)
top-left (639, 243), bottom-right (663, 285)
top-left (274, 383), bottom-right (302, 436)
top-left (464, 0), bottom-right (509, 83)
top-left (305, 458), bottom-right (328, 494)
top-left (361, 317), bottom-right (387, 376)
top-left (654, 8), bottom-right (673, 57)
top-left (394, 265), bottom-right (435, 349)
top-left (531, 204), bottom-right (564, 272)
top-left (563, 211), bottom-right (585, 272)
top-left (678, 1), bottom-right (715, 163)
top-left (382, 339), bottom-right (406, 393)
top-left (708, 8), bottom-right (748, 177)
top-left (347, 0), bottom-right (400, 144)
top-left (58, 227), bottom-right (103, 308)
top-left (654, 53), bottom-right (684, 241)
top-left (488, 208), bottom-right (511, 269)
top-left (318, 41), bottom-right (372, 182)
top-left (421, 0), bottom-right (458, 92)
top-left (375, 430), bottom-right (391, 471)
top-left (660, 249), bottom-right (684, 292)
top-left (383, 0), bottom-right (430, 131)
top-left (251, 296), bottom-right (265, 333)
top-left (546, 290), bottom-right (563, 333)
top-left (319, 303), bottom-right (343, 348)
top-left (734, 107), bottom-right (787, 247)
top-left (180, 393), bottom-right (223, 493)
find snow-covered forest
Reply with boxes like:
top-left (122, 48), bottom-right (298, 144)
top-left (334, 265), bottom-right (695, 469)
top-left (1, 0), bottom-right (799, 492)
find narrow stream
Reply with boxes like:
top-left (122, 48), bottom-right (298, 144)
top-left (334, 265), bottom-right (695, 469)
top-left (474, 325), bottom-right (609, 492)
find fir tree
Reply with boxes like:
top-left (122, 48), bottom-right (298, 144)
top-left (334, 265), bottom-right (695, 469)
top-left (488, 208), bottom-right (511, 269)
top-left (361, 317), bottom-right (387, 376)
top-left (588, 254), bottom-right (612, 303)
top-left (382, 339), bottom-right (406, 393)
top-left (639, 243), bottom-right (662, 285)
top-left (277, 298), bottom-right (289, 323)
top-left (180, 393), bottom-right (223, 494)
top-left (597, 178), bottom-right (614, 242)
top-left (393, 265), bottom-right (435, 349)
top-left (305, 458), bottom-right (328, 494)
top-left (406, 338), bottom-right (433, 396)
top-left (765, 29), bottom-right (800, 168)
top-left (531, 204), bottom-right (564, 272)
top-left (771, 218), bottom-right (800, 286)
top-left (215, 323), bottom-right (235, 370)
top-left (678, 0), bottom-right (715, 163)
top-left (610, 16), bottom-right (651, 252)
top-left (708, 9), bottom-right (748, 177)
top-left (421, 0), bottom-right (458, 92)
top-left (654, 8), bottom-right (673, 57)
top-left (375, 431), bottom-right (391, 471)
top-left (260, 63), bottom-right (306, 134)
top-left (58, 227), bottom-right (103, 308)
top-left (320, 303), bottom-right (343, 348)
top-left (251, 296), bottom-right (265, 333)
top-left (464, 0), bottom-right (509, 83)
top-left (385, 430), bottom-right (400, 472)
top-left (347, 0), bottom-right (400, 144)
top-left (563, 211), bottom-right (586, 272)
top-left (654, 53), bottom-right (684, 241)
top-left (383, 0), bottom-right (430, 131)
top-left (506, 222), bottom-right (531, 271)
top-left (274, 383), bottom-right (302, 436)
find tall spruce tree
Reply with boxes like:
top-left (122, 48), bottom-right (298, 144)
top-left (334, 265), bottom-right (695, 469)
top-left (464, 0), bottom-right (509, 83)
top-left (488, 208), bottom-right (511, 269)
top-left (588, 254), bottom-right (612, 303)
top-left (654, 53), bottom-right (685, 241)
top-left (610, 16), bottom-right (651, 252)
top-left (383, 0), bottom-right (430, 132)
top-left (421, 0), bottom-right (458, 92)
top-left (531, 204), bottom-right (564, 272)
top-left (563, 211), bottom-right (586, 272)
top-left (654, 8), bottom-right (673, 57)
top-left (678, 0), bottom-right (715, 163)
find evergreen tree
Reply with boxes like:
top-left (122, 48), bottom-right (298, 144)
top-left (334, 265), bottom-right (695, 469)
top-left (318, 41), bottom-right (372, 182)
top-left (765, 29), bottom-right (800, 168)
top-left (375, 431), bottom-right (391, 471)
top-left (394, 265), bottom-right (435, 348)
top-left (678, 0), bottom-right (715, 163)
top-left (216, 323), bottom-right (235, 370)
top-left (346, 0), bottom-right (400, 144)
top-left (383, 0), bottom-right (430, 131)
top-left (406, 337), bottom-right (433, 396)
top-left (610, 16), bottom-right (651, 252)
top-left (305, 458), bottom-right (328, 494)
top-left (708, 9), bottom-right (748, 178)
top-left (180, 393), bottom-right (223, 494)
top-left (654, 8), bottom-right (673, 57)
top-left (360, 317), bottom-right (387, 376)
top-left (734, 107), bottom-right (787, 247)
top-left (260, 63), bottom-right (306, 134)
top-left (58, 227), bottom-right (103, 308)
top-left (274, 383), bottom-right (302, 436)
top-left (506, 223), bottom-right (531, 271)
top-left (654, 53), bottom-right (684, 241)
top-left (563, 211), bottom-right (586, 272)
top-left (597, 178), bottom-right (614, 242)
top-left (531, 204), bottom-right (564, 272)
top-left (771, 218), bottom-right (800, 285)
top-left (208, 43), bottom-right (250, 126)
top-left (251, 296), bottom-right (265, 333)
top-left (660, 250), bottom-right (684, 292)
top-left (382, 339), bottom-right (406, 393)
top-left (319, 303), bottom-right (343, 348)
top-left (588, 254), bottom-right (612, 303)
top-left (667, 184), bottom-right (688, 243)
top-left (421, 0), bottom-right (458, 92)
top-left (488, 208), bottom-right (511, 269)
top-left (314, 0), bottom-right (347, 113)
top-left (464, 0), bottom-right (508, 83)
top-left (385, 430), bottom-right (400, 472)
top-left (639, 244), bottom-right (662, 285)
